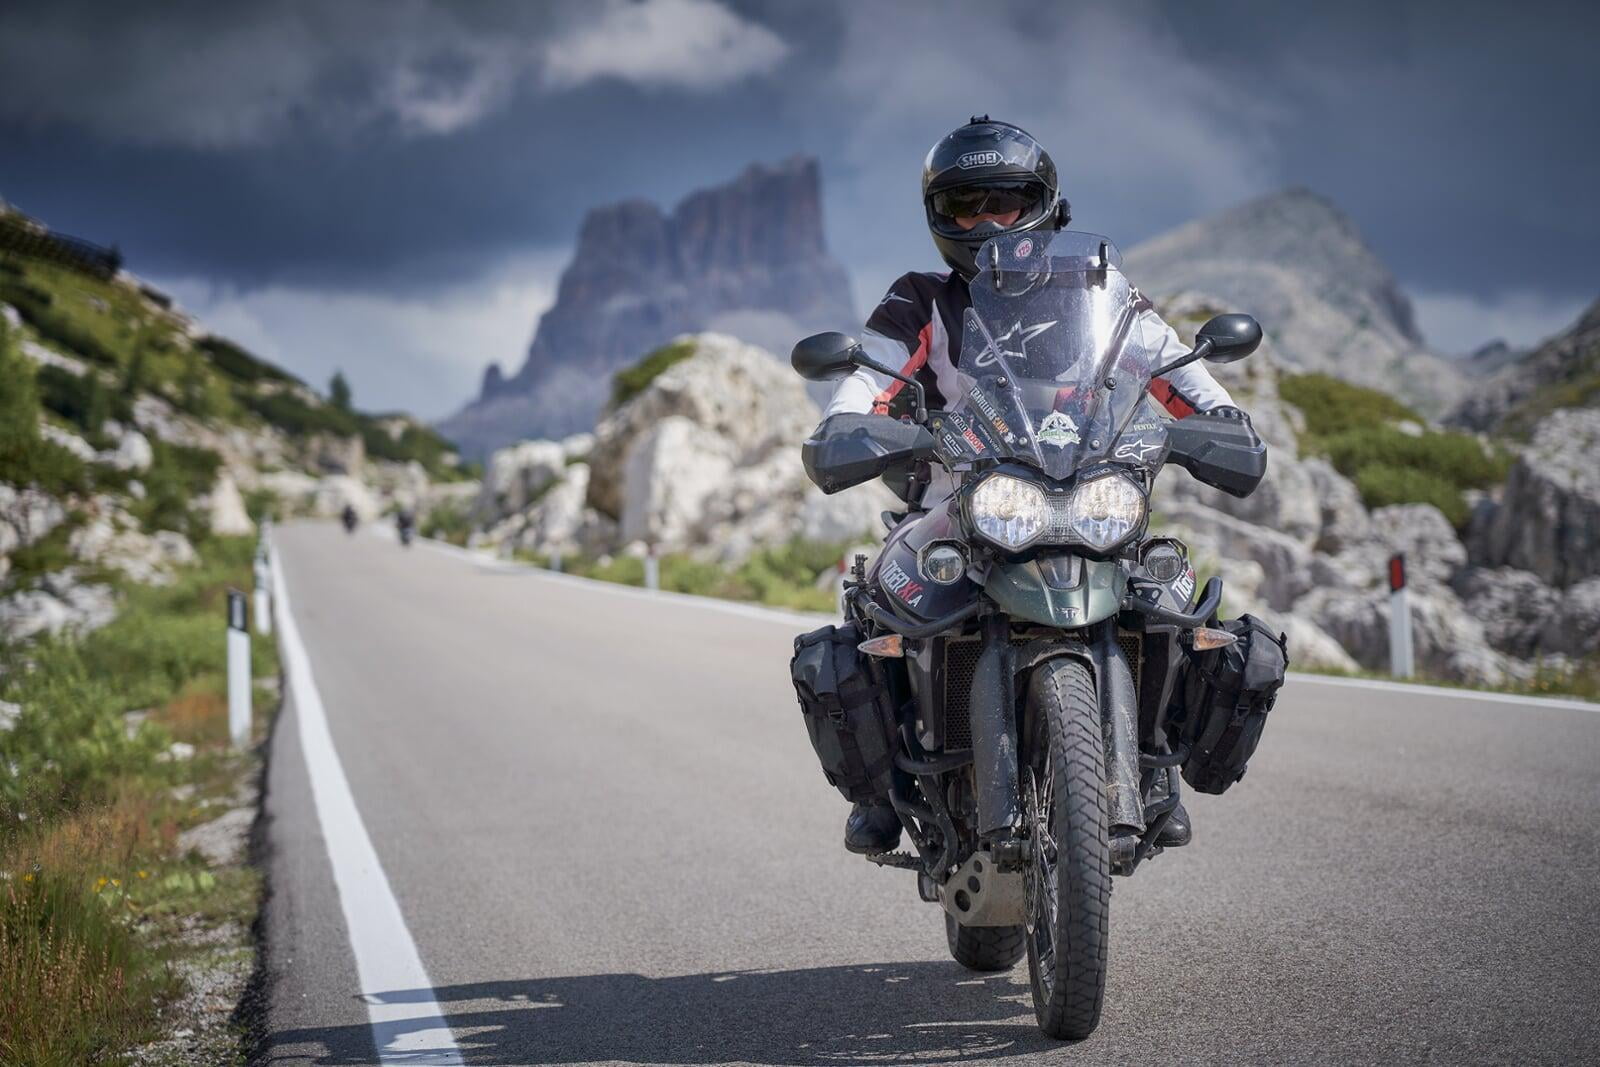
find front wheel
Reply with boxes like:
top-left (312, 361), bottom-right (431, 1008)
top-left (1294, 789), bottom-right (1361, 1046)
top-left (1022, 657), bottom-right (1111, 1040)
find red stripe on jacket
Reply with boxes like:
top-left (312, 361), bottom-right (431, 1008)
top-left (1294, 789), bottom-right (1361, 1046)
top-left (871, 322), bottom-right (933, 414)
top-left (1148, 377), bottom-right (1196, 418)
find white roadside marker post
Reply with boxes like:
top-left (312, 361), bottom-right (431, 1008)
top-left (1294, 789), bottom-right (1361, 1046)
top-left (550, 547), bottom-right (563, 574)
top-left (253, 543), bottom-right (272, 636)
top-left (227, 589), bottom-right (252, 747)
top-left (1388, 553), bottom-right (1414, 679)
top-left (644, 543), bottom-right (660, 591)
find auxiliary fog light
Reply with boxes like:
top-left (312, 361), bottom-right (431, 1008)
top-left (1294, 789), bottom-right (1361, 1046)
top-left (922, 544), bottom-right (967, 585)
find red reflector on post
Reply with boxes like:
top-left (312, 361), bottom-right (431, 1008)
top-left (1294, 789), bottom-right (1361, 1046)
top-left (1388, 553), bottom-right (1406, 592)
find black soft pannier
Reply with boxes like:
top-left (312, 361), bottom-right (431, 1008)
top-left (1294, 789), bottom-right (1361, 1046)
top-left (1172, 614), bottom-right (1288, 795)
top-left (790, 623), bottom-right (898, 802)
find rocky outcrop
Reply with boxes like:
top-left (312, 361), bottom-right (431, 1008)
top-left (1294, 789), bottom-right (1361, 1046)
top-left (1467, 407), bottom-right (1600, 588)
top-left (1296, 583), bottom-right (1513, 686)
top-left (472, 435), bottom-right (589, 523)
top-left (1126, 188), bottom-right (1462, 416)
top-left (0, 569), bottom-right (117, 640)
top-left (585, 333), bottom-right (819, 520)
top-left (438, 157), bottom-right (856, 457)
top-left (472, 332), bottom-right (894, 564)
top-left (0, 484), bottom-right (67, 561)
top-left (204, 473), bottom-right (255, 537)
top-left (1450, 296), bottom-right (1600, 434)
top-left (67, 500), bottom-right (196, 585)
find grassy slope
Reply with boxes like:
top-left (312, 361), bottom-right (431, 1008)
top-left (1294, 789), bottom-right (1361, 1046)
top-left (0, 242), bottom-right (466, 481)
top-left (0, 536), bottom-right (276, 1065)
top-left (1277, 372), bottom-right (1510, 528)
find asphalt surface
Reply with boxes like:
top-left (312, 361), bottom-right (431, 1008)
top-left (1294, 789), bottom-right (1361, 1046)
top-left (260, 521), bottom-right (1600, 1066)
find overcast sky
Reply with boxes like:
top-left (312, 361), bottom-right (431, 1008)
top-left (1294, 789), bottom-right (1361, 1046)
top-left (2, 0), bottom-right (1596, 418)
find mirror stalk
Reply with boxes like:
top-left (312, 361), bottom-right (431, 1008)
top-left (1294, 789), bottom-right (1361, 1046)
top-left (854, 349), bottom-right (929, 424)
top-left (1155, 338), bottom-right (1213, 378)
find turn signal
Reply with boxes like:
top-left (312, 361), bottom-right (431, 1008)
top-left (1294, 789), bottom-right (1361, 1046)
top-left (858, 634), bottom-right (905, 658)
top-left (1189, 627), bottom-right (1238, 651)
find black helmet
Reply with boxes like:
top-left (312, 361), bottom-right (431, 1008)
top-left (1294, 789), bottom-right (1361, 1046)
top-left (922, 116), bottom-right (1069, 280)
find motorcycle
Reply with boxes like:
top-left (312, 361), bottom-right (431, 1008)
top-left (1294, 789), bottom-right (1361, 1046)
top-left (790, 230), bottom-right (1279, 1039)
top-left (340, 504), bottom-right (358, 535)
top-left (396, 509), bottom-right (416, 547)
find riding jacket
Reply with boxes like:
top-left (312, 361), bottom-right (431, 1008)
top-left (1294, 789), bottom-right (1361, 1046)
top-left (824, 270), bottom-right (1235, 421)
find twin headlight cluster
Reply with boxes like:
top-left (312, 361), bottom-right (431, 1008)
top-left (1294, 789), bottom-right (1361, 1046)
top-left (967, 471), bottom-right (1148, 552)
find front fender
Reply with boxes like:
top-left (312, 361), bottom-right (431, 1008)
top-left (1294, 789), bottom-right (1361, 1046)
top-left (984, 556), bottom-right (1125, 628)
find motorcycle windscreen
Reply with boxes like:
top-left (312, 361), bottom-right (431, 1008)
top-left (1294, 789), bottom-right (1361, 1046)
top-left (949, 231), bottom-right (1163, 482)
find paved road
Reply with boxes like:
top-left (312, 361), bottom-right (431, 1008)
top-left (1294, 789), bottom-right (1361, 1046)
top-left (260, 522), bottom-right (1600, 1066)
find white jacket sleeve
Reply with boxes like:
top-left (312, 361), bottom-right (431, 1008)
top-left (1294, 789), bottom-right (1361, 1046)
top-left (821, 328), bottom-right (907, 417)
top-left (1142, 308), bottom-right (1236, 412)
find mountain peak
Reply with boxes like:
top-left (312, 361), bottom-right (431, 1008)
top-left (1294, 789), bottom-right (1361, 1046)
top-left (437, 156), bottom-right (855, 458)
top-left (1123, 185), bottom-right (1461, 413)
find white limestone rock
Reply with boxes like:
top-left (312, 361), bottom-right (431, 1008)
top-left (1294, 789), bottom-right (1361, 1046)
top-left (619, 416), bottom-right (737, 546)
top-left (203, 473), bottom-right (255, 537)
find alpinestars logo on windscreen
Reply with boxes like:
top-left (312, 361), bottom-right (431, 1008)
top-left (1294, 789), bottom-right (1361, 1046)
top-left (972, 320), bottom-right (1057, 367)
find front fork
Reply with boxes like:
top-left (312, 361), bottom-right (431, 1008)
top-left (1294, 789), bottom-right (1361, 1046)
top-left (968, 615), bottom-right (1146, 846)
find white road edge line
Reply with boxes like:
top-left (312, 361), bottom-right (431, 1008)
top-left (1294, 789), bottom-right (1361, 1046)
top-left (1286, 671), bottom-right (1600, 714)
top-left (269, 536), bottom-right (465, 1065)
top-left (409, 534), bottom-right (1598, 717)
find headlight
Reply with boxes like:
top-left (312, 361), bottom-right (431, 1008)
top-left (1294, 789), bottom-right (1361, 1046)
top-left (970, 474), bottom-right (1049, 550)
top-left (1067, 472), bottom-right (1147, 551)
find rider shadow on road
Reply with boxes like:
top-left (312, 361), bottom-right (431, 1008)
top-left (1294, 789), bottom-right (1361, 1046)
top-left (268, 960), bottom-right (1076, 1065)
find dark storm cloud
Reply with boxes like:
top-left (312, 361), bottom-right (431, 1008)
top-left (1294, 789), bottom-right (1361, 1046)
top-left (1, 0), bottom-right (1596, 413)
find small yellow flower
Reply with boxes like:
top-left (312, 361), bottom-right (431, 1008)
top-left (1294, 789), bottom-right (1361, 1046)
top-left (95, 876), bottom-right (108, 890)
top-left (110, 878), bottom-right (120, 888)
top-left (22, 873), bottom-right (33, 883)
top-left (137, 870), bottom-right (149, 879)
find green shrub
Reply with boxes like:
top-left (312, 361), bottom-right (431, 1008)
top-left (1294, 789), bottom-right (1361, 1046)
top-left (1279, 372), bottom-right (1420, 441)
top-left (1, 279), bottom-right (125, 368)
top-left (610, 339), bottom-right (696, 409)
top-left (362, 420), bottom-right (461, 480)
top-left (1352, 465), bottom-right (1471, 527)
top-left (1280, 371), bottom-right (1509, 528)
top-left (566, 537), bottom-right (854, 614)
top-left (197, 335), bottom-right (298, 385)
top-left (0, 323), bottom-right (91, 495)
top-left (1320, 426), bottom-right (1508, 490)
top-left (420, 498), bottom-right (473, 546)
top-left (35, 364), bottom-right (128, 446)
top-left (132, 440), bottom-right (219, 538)
top-left (237, 388), bottom-right (357, 438)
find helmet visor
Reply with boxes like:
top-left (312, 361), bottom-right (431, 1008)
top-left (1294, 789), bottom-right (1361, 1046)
top-left (930, 183), bottom-right (1043, 222)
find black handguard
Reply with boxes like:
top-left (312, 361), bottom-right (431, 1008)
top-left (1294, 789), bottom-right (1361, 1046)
top-left (1165, 407), bottom-right (1267, 498)
top-left (802, 413), bottom-right (935, 494)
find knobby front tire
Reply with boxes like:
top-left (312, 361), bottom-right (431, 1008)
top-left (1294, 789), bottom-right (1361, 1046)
top-left (1022, 657), bottom-right (1111, 1040)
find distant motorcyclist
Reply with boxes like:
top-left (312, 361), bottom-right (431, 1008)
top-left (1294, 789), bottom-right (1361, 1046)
top-left (822, 117), bottom-right (1255, 856)
top-left (395, 506), bottom-right (416, 547)
top-left (340, 503), bottom-right (358, 534)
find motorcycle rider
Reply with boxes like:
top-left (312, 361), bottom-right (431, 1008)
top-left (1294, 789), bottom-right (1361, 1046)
top-left (824, 117), bottom-right (1255, 856)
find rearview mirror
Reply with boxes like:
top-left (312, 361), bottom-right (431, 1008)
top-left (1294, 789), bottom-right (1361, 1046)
top-left (791, 332), bottom-right (862, 382)
top-left (1197, 314), bottom-right (1262, 363)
